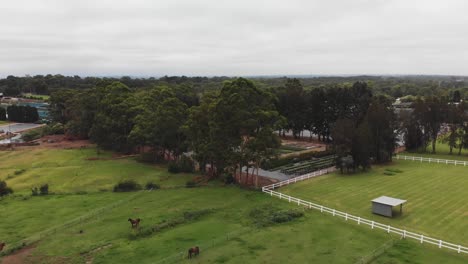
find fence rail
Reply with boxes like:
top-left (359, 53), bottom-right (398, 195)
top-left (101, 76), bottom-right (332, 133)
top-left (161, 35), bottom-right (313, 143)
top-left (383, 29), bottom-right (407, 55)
top-left (262, 167), bottom-right (468, 255)
top-left (395, 155), bottom-right (468, 166)
top-left (0, 189), bottom-right (150, 257)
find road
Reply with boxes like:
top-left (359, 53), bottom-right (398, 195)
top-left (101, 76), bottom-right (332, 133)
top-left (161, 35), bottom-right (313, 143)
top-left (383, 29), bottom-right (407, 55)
top-left (0, 123), bottom-right (45, 144)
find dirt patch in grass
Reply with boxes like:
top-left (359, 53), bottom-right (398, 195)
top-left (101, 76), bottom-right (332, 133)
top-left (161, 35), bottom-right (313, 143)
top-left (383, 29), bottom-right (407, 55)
top-left (1, 244), bottom-right (35, 264)
top-left (17, 135), bottom-right (93, 150)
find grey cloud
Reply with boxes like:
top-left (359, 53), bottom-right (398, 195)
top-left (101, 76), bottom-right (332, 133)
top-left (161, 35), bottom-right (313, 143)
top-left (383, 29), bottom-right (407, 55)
top-left (1, 0), bottom-right (468, 76)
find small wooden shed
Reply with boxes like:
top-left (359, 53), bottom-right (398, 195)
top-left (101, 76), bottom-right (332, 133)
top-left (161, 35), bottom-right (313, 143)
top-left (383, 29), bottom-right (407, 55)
top-left (371, 196), bottom-right (407, 218)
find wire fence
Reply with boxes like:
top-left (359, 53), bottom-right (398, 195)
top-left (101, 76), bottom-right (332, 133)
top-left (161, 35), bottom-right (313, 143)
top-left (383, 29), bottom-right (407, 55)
top-left (395, 155), bottom-right (468, 166)
top-left (1, 189), bottom-right (151, 256)
top-left (154, 228), bottom-right (251, 264)
top-left (354, 238), bottom-right (397, 264)
top-left (262, 168), bottom-right (468, 255)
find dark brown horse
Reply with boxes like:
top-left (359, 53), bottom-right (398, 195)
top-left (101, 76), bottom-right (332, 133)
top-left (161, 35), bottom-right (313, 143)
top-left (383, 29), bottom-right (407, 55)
top-left (0, 242), bottom-right (5, 252)
top-left (188, 246), bottom-right (199, 259)
top-left (128, 218), bottom-right (141, 228)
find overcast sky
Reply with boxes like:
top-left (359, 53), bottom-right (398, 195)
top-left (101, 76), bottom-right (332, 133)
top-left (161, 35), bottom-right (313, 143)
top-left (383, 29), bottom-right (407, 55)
top-left (1, 0), bottom-right (468, 77)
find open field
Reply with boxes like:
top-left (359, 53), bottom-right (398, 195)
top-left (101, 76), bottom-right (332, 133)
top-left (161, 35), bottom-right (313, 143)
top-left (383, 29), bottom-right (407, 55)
top-left (0, 148), bottom-right (196, 193)
top-left (0, 121), bottom-right (10, 125)
top-left (1, 188), bottom-right (467, 264)
top-left (21, 93), bottom-right (50, 100)
top-left (1, 148), bottom-right (467, 263)
top-left (281, 159), bottom-right (468, 245)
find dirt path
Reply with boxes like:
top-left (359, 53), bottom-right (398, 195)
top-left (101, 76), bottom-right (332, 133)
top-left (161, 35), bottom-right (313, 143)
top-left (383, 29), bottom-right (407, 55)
top-left (1, 245), bottom-right (35, 264)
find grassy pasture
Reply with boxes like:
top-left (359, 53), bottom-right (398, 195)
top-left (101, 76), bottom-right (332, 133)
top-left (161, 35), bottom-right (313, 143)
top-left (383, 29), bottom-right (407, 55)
top-left (281, 159), bottom-right (468, 245)
top-left (0, 147), bottom-right (467, 263)
top-left (1, 188), bottom-right (466, 264)
top-left (0, 148), bottom-right (195, 193)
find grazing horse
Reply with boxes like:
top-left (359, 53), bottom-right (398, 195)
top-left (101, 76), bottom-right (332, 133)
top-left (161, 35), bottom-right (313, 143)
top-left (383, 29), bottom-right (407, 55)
top-left (0, 242), bottom-right (5, 252)
top-left (128, 218), bottom-right (141, 228)
top-left (188, 246), bottom-right (199, 259)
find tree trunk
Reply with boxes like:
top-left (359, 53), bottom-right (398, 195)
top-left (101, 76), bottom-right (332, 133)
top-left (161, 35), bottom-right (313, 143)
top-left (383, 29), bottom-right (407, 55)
top-left (432, 138), bottom-right (436, 153)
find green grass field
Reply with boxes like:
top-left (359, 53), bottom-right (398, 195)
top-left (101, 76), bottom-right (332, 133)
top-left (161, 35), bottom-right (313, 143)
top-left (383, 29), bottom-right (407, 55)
top-left (1, 188), bottom-right (466, 264)
top-left (22, 93), bottom-right (50, 100)
top-left (281, 159), bottom-right (468, 245)
top-left (1, 147), bottom-right (467, 263)
top-left (0, 120), bottom-right (9, 125)
top-left (0, 148), bottom-right (195, 193)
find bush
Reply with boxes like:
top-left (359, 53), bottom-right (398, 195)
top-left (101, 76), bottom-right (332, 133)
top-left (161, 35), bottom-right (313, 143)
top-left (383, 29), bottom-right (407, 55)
top-left (222, 173), bottom-right (235, 184)
top-left (39, 184), bottom-right (49, 195)
top-left (0, 181), bottom-right (13, 197)
top-left (42, 123), bottom-right (64, 135)
top-left (31, 187), bottom-right (39, 196)
top-left (14, 169), bottom-right (26, 175)
top-left (113, 180), bottom-right (142, 192)
top-left (178, 156), bottom-right (194, 173)
top-left (185, 180), bottom-right (197, 188)
top-left (168, 162), bottom-right (180, 173)
top-left (168, 156), bottom-right (194, 174)
top-left (145, 182), bottom-right (160, 190)
top-left (249, 206), bottom-right (304, 227)
top-left (22, 129), bottom-right (42, 142)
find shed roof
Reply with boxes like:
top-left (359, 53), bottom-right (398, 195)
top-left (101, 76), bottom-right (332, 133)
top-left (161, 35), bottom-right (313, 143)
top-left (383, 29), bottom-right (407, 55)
top-left (372, 196), bottom-right (407, 207)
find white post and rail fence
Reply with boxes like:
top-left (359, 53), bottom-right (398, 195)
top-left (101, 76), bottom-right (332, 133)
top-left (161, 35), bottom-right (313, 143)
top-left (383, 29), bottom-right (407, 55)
top-left (395, 155), bottom-right (468, 166)
top-left (262, 167), bottom-right (468, 255)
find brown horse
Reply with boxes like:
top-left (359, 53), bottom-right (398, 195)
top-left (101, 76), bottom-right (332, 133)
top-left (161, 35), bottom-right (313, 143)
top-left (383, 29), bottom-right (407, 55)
top-left (128, 218), bottom-right (141, 228)
top-left (188, 246), bottom-right (199, 259)
top-left (0, 242), bottom-right (5, 252)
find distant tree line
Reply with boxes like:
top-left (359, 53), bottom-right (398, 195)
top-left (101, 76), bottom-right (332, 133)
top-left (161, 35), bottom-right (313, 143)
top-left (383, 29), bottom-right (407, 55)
top-left (6, 105), bottom-right (39, 123)
top-left (1, 74), bottom-right (467, 101)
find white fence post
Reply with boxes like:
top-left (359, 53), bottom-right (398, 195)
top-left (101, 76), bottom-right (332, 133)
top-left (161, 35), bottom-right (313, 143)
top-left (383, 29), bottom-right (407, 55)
top-left (387, 225), bottom-right (390, 233)
top-left (421, 235), bottom-right (424, 243)
top-left (439, 240), bottom-right (442, 248)
top-left (357, 217), bottom-right (360, 225)
top-left (403, 230), bottom-right (406, 238)
top-left (371, 221), bottom-right (374, 229)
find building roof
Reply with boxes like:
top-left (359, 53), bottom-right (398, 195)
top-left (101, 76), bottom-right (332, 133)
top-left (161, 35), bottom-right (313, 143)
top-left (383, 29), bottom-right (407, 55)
top-left (372, 196), bottom-right (407, 206)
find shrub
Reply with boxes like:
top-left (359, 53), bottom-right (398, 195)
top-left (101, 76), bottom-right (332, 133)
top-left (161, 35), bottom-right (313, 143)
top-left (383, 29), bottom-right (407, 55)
top-left (14, 169), bottom-right (26, 175)
top-left (168, 162), bottom-right (180, 173)
top-left (31, 187), bottom-right (39, 196)
top-left (113, 180), bottom-right (142, 192)
top-left (249, 206), bottom-right (304, 227)
top-left (222, 173), bottom-right (235, 184)
top-left (42, 123), bottom-right (64, 135)
top-left (0, 181), bottom-right (13, 197)
top-left (39, 184), bottom-right (49, 195)
top-left (22, 129), bottom-right (42, 142)
top-left (178, 156), bottom-right (194, 173)
top-left (185, 180), bottom-right (197, 188)
top-left (168, 156), bottom-right (194, 174)
top-left (145, 182), bottom-right (160, 190)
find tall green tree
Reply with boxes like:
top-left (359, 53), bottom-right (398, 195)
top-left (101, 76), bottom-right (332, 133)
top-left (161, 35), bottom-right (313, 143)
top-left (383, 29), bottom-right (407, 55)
top-left (89, 82), bottom-right (136, 152)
